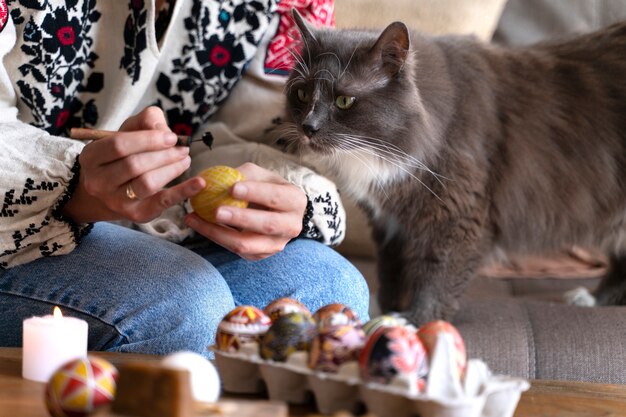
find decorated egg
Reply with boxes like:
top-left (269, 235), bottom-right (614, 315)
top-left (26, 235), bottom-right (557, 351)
top-left (45, 356), bottom-right (118, 417)
top-left (362, 314), bottom-right (410, 336)
top-left (263, 297), bottom-right (311, 322)
top-left (308, 324), bottom-right (366, 372)
top-left (417, 320), bottom-right (467, 378)
top-left (312, 303), bottom-right (361, 329)
top-left (215, 306), bottom-right (271, 352)
top-left (359, 326), bottom-right (428, 391)
top-left (260, 312), bottom-right (317, 362)
top-left (191, 166), bottom-right (248, 223)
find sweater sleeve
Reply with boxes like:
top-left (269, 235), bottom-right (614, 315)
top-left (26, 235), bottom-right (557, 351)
top-left (0, 15), bottom-right (91, 269)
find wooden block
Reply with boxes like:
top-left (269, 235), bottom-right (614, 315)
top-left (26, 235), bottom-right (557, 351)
top-left (112, 362), bottom-right (194, 417)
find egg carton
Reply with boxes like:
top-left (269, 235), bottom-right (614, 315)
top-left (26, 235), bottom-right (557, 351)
top-left (211, 345), bottom-right (530, 417)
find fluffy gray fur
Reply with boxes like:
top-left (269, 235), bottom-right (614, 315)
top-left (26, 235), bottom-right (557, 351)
top-left (280, 10), bottom-right (626, 325)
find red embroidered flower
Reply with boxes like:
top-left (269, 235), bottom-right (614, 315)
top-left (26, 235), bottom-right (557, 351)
top-left (56, 109), bottom-right (71, 128)
top-left (0, 0), bottom-right (8, 34)
top-left (57, 26), bottom-right (76, 46)
top-left (209, 45), bottom-right (231, 67)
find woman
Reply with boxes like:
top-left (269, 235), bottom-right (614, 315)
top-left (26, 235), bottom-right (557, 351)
top-left (0, 0), bottom-right (369, 356)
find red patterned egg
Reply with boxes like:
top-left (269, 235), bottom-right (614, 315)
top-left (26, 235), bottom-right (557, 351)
top-left (45, 356), bottom-right (118, 417)
top-left (308, 324), bottom-right (366, 372)
top-left (359, 326), bottom-right (428, 390)
top-left (260, 312), bottom-right (317, 362)
top-left (215, 306), bottom-right (271, 352)
top-left (417, 320), bottom-right (467, 378)
top-left (312, 303), bottom-right (361, 329)
top-left (263, 297), bottom-right (311, 322)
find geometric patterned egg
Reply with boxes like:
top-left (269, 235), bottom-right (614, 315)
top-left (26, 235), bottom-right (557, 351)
top-left (215, 305), bottom-right (272, 352)
top-left (260, 312), bottom-right (317, 361)
top-left (190, 166), bottom-right (247, 223)
top-left (45, 356), bottom-right (118, 417)
top-left (308, 324), bottom-right (365, 373)
top-left (362, 314), bottom-right (409, 336)
top-left (359, 326), bottom-right (428, 390)
top-left (417, 320), bottom-right (467, 379)
top-left (312, 303), bottom-right (361, 329)
top-left (263, 297), bottom-right (311, 322)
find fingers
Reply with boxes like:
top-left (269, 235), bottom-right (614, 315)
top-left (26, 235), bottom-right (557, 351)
top-left (231, 181), bottom-right (306, 213)
top-left (84, 130), bottom-right (179, 165)
top-left (128, 177), bottom-right (205, 223)
top-left (214, 205), bottom-right (302, 238)
top-left (106, 146), bottom-right (189, 189)
top-left (185, 213), bottom-right (284, 261)
top-left (119, 106), bottom-right (169, 132)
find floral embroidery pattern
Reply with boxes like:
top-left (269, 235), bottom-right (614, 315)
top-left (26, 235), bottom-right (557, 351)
top-left (0, 0), bottom-right (8, 34)
top-left (120, 0), bottom-right (147, 84)
top-left (155, 0), bottom-right (278, 136)
top-left (9, 0), bottom-right (103, 135)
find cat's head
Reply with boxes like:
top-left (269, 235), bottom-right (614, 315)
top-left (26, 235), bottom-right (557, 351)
top-left (280, 10), bottom-right (434, 192)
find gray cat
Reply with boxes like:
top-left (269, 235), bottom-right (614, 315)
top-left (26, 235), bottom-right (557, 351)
top-left (279, 10), bottom-right (626, 325)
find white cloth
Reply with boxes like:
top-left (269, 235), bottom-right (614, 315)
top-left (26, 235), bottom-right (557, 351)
top-left (0, 0), bottom-right (345, 268)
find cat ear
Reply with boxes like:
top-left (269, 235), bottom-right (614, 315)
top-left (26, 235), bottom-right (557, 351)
top-left (291, 8), bottom-right (317, 48)
top-left (370, 22), bottom-right (410, 76)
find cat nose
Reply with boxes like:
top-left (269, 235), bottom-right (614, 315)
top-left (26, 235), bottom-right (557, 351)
top-left (302, 122), bottom-right (319, 137)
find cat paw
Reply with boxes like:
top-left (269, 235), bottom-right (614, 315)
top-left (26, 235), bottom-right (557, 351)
top-left (563, 286), bottom-right (596, 307)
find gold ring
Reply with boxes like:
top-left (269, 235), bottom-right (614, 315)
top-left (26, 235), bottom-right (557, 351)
top-left (125, 183), bottom-right (138, 200)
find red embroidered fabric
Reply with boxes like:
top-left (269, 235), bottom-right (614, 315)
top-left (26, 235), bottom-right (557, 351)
top-left (264, 0), bottom-right (335, 75)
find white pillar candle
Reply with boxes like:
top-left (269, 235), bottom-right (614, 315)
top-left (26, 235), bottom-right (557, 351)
top-left (22, 307), bottom-right (88, 383)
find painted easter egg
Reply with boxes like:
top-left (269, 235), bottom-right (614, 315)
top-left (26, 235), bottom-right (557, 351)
top-left (362, 314), bottom-right (410, 336)
top-left (215, 306), bottom-right (271, 352)
top-left (260, 312), bottom-right (317, 362)
top-left (263, 297), bottom-right (311, 322)
top-left (45, 356), bottom-right (118, 417)
top-left (417, 320), bottom-right (467, 378)
top-left (308, 324), bottom-right (366, 372)
top-left (359, 326), bottom-right (428, 391)
top-left (191, 166), bottom-right (248, 222)
top-left (312, 303), bottom-right (361, 329)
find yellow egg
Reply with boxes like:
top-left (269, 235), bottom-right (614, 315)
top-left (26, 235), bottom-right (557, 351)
top-left (191, 166), bottom-right (248, 222)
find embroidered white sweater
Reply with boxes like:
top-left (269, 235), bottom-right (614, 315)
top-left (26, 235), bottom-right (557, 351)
top-left (0, 0), bottom-right (346, 269)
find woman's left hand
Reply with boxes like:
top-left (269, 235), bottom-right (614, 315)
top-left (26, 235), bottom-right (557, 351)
top-left (184, 162), bottom-right (307, 260)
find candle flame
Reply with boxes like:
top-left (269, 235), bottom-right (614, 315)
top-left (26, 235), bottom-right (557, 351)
top-left (53, 306), bottom-right (63, 318)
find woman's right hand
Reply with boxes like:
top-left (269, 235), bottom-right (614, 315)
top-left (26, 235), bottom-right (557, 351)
top-left (62, 107), bottom-right (205, 224)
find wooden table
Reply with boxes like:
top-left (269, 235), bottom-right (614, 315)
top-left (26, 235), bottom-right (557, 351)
top-left (1, 348), bottom-right (625, 417)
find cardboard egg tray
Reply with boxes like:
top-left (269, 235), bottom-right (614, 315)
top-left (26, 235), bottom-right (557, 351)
top-left (212, 346), bottom-right (530, 417)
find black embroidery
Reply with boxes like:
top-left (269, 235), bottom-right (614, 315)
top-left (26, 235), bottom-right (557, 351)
top-left (120, 0), bottom-right (147, 84)
top-left (1, 178), bottom-right (59, 261)
top-left (155, 0), bottom-right (277, 136)
top-left (314, 192), bottom-right (343, 246)
top-left (299, 195), bottom-right (321, 241)
top-left (51, 156), bottom-right (94, 246)
top-left (9, 0), bottom-right (103, 135)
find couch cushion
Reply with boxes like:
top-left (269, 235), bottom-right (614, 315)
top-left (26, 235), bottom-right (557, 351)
top-left (455, 277), bottom-right (626, 384)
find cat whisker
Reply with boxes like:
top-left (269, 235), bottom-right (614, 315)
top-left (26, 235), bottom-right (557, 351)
top-left (339, 45), bottom-right (361, 80)
top-left (348, 145), bottom-right (443, 202)
top-left (336, 133), bottom-right (449, 185)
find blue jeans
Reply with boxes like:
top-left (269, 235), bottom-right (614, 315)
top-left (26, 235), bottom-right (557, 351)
top-left (0, 223), bottom-right (369, 357)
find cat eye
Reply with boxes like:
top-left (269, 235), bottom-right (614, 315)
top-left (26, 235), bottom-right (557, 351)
top-left (336, 95), bottom-right (356, 110)
top-left (297, 88), bottom-right (310, 103)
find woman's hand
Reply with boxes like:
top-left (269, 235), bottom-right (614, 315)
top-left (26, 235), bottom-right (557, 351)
top-left (62, 107), bottom-right (205, 223)
top-left (184, 162), bottom-right (307, 261)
